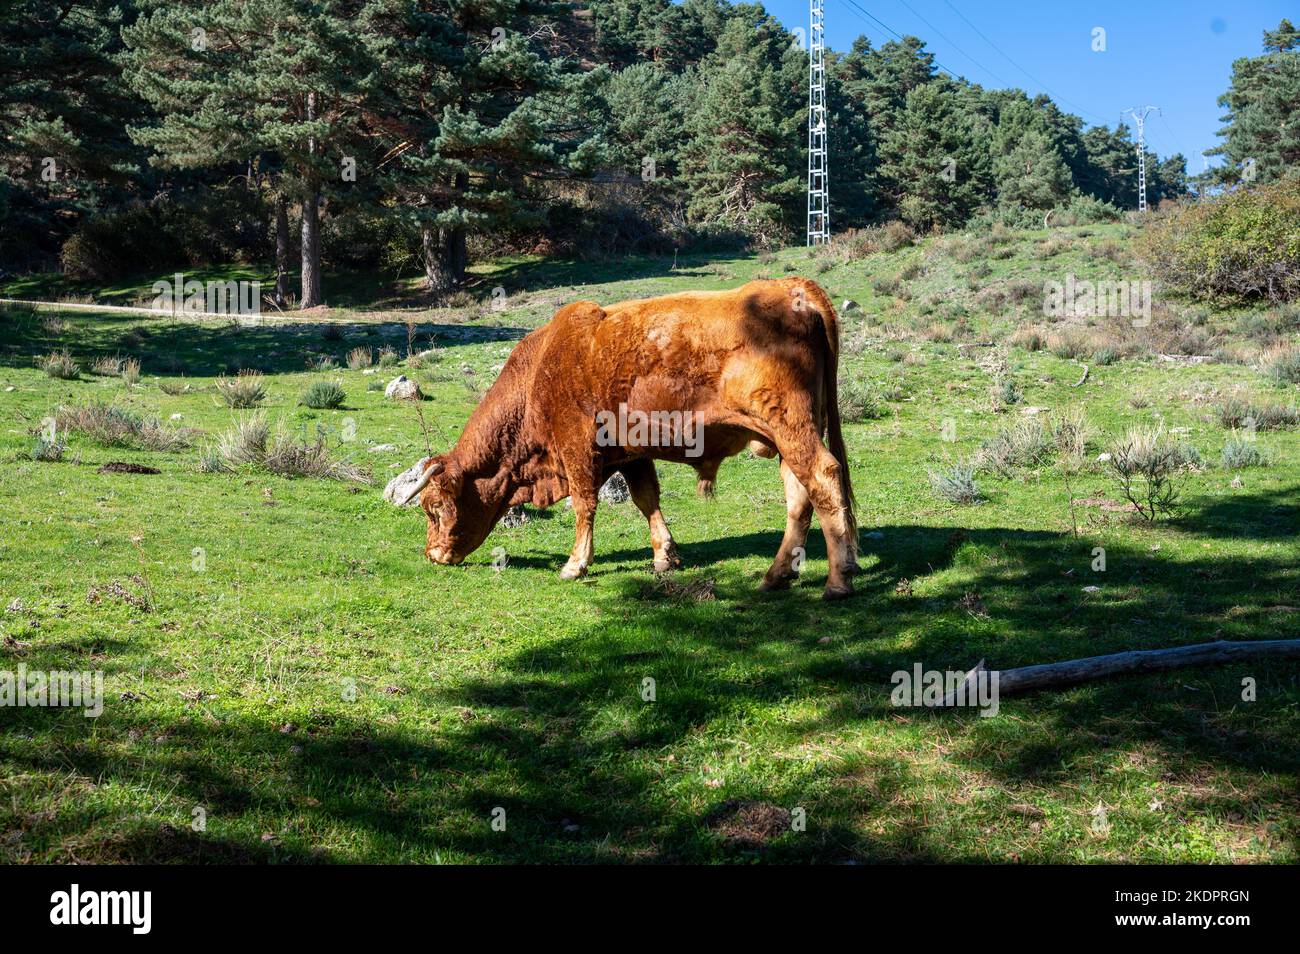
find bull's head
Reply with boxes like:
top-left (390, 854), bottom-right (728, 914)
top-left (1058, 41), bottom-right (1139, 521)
top-left (400, 455), bottom-right (498, 565)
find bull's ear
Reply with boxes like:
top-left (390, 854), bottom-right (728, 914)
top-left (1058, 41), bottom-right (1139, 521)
top-left (399, 456), bottom-right (447, 506)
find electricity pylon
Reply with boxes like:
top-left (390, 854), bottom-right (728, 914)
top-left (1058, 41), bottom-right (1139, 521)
top-left (806, 0), bottom-right (829, 245)
top-left (1123, 106), bottom-right (1159, 212)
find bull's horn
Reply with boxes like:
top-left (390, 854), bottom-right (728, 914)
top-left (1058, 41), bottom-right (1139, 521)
top-left (398, 459), bottom-right (444, 506)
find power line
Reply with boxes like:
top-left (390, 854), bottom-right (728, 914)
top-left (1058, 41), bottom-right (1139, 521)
top-left (887, 0), bottom-right (1013, 89)
top-left (938, 0), bottom-right (1110, 125)
top-left (837, 0), bottom-right (968, 84)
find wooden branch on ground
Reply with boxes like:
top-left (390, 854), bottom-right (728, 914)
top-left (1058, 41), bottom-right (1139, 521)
top-left (1072, 363), bottom-right (1089, 387)
top-left (936, 639), bottom-right (1300, 707)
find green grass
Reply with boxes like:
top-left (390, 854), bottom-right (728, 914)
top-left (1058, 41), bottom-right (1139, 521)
top-left (1, 225), bottom-right (1298, 863)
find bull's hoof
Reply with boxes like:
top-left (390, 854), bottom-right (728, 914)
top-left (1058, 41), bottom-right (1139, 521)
top-left (559, 563), bottom-right (588, 580)
top-left (822, 582), bottom-right (854, 601)
top-left (654, 545), bottom-right (683, 573)
top-left (759, 571), bottom-right (796, 592)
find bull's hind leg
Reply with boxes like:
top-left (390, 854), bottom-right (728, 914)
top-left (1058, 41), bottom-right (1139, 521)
top-left (770, 429), bottom-right (855, 600)
top-left (760, 460), bottom-right (812, 591)
top-left (620, 459), bottom-right (681, 572)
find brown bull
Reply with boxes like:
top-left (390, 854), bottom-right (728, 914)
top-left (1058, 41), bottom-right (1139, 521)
top-left (401, 277), bottom-right (858, 598)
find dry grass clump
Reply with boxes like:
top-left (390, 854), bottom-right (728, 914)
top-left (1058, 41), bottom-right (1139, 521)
top-left (1216, 394), bottom-right (1300, 431)
top-left (37, 349), bottom-right (80, 379)
top-left (346, 346), bottom-right (374, 370)
top-left (215, 370), bottom-right (266, 408)
top-left (1107, 427), bottom-right (1200, 521)
top-left (90, 354), bottom-right (125, 376)
top-left (975, 418), bottom-right (1054, 476)
top-left (202, 412), bottom-right (370, 483)
top-left (121, 357), bottom-right (141, 387)
top-left (54, 401), bottom-right (193, 451)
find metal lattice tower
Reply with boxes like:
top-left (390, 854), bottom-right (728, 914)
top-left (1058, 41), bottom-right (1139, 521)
top-left (806, 0), bottom-right (829, 245)
top-left (1123, 106), bottom-right (1159, 212)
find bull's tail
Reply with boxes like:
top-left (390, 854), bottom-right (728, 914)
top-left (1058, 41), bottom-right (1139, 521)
top-left (795, 279), bottom-right (858, 565)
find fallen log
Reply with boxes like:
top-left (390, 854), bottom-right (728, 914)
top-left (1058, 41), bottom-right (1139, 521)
top-left (936, 639), bottom-right (1300, 707)
top-left (1071, 363), bottom-right (1089, 387)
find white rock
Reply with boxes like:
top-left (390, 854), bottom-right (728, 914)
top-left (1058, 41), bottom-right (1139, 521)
top-left (841, 299), bottom-right (859, 312)
top-left (384, 375), bottom-right (423, 401)
top-left (368, 443), bottom-right (397, 453)
top-left (170, 413), bottom-right (182, 421)
top-left (1021, 406), bottom-right (1048, 416)
top-left (1083, 585), bottom-right (1100, 594)
top-left (1097, 453), bottom-right (1112, 463)
top-left (384, 457), bottom-right (433, 506)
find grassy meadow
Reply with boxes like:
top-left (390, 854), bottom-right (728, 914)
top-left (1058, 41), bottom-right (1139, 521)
top-left (1, 222), bottom-right (1298, 863)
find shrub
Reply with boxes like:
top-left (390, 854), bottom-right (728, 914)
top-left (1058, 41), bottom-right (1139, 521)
top-left (1108, 427), bottom-right (1196, 521)
top-left (1264, 344), bottom-right (1300, 386)
top-left (54, 402), bottom-right (192, 451)
top-left (994, 378), bottom-right (1023, 407)
top-left (929, 458), bottom-right (982, 504)
top-left (302, 380), bottom-right (346, 409)
top-left (976, 418), bottom-right (1054, 476)
top-left (1009, 326), bottom-right (1046, 352)
top-left (204, 412), bottom-right (370, 482)
top-left (377, 345), bottom-right (399, 367)
top-left (880, 220), bottom-right (916, 252)
top-left (1050, 407), bottom-right (1093, 460)
top-left (91, 355), bottom-right (125, 376)
top-left (26, 437), bottom-right (67, 462)
top-left (1046, 328), bottom-right (1092, 360)
top-left (346, 346), bottom-right (373, 370)
top-left (121, 357), bottom-right (141, 387)
top-left (1217, 395), bottom-right (1300, 430)
top-left (216, 370), bottom-right (266, 408)
top-left (838, 378), bottom-right (884, 422)
top-left (1136, 180), bottom-right (1300, 304)
top-left (37, 349), bottom-right (80, 379)
top-left (159, 379), bottom-right (192, 396)
top-left (1221, 434), bottom-right (1270, 469)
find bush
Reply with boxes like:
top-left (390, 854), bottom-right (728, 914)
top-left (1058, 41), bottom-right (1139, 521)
top-left (216, 370), bottom-right (266, 408)
top-left (1264, 344), bottom-right (1300, 386)
top-left (976, 418), bottom-right (1054, 476)
top-left (1217, 395), bottom-right (1300, 430)
top-left (204, 413), bottom-right (370, 483)
top-left (91, 355), bottom-right (125, 376)
top-left (929, 458), bottom-right (982, 504)
top-left (1050, 407), bottom-right (1093, 460)
top-left (302, 380), bottom-right (346, 409)
top-left (1108, 427), bottom-right (1197, 521)
top-left (37, 349), bottom-right (80, 379)
top-left (26, 437), bottom-right (67, 462)
top-left (346, 347), bottom-right (373, 370)
top-left (838, 378), bottom-right (885, 422)
top-left (1136, 180), bottom-right (1300, 304)
top-left (1221, 434), bottom-right (1270, 469)
top-left (880, 220), bottom-right (916, 252)
top-left (54, 402), bottom-right (192, 452)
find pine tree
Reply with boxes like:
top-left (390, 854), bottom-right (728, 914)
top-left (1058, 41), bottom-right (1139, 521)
top-left (679, 16), bottom-right (804, 243)
top-left (120, 0), bottom-right (379, 307)
top-left (879, 80), bottom-right (992, 229)
top-left (0, 1), bottom-right (146, 267)
top-left (1212, 19), bottom-right (1300, 185)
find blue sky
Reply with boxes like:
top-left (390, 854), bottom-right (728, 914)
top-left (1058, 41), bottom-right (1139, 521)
top-left (761, 0), bottom-right (1293, 169)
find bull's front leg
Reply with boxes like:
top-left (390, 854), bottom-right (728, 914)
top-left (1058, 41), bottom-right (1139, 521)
top-left (561, 479), bottom-right (598, 579)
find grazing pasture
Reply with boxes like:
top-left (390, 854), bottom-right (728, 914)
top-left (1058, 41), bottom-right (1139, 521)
top-left (1, 224), bottom-right (1297, 863)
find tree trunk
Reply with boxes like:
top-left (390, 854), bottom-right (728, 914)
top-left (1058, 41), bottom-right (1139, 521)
top-left (300, 187), bottom-right (322, 308)
top-left (421, 223), bottom-right (466, 300)
top-left (274, 196), bottom-right (290, 308)
top-left (299, 90), bottom-right (323, 309)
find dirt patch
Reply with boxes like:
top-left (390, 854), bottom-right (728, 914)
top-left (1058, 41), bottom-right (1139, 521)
top-left (705, 800), bottom-right (791, 848)
top-left (97, 462), bottom-right (161, 475)
top-left (639, 576), bottom-right (716, 603)
top-left (1072, 496), bottom-right (1138, 513)
top-left (86, 575), bottom-right (152, 612)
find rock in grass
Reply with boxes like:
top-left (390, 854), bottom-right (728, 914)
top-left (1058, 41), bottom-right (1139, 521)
top-left (501, 505), bottom-right (528, 528)
top-left (384, 375), bottom-right (423, 401)
top-left (384, 457), bottom-right (432, 506)
top-left (599, 472), bottom-right (631, 504)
